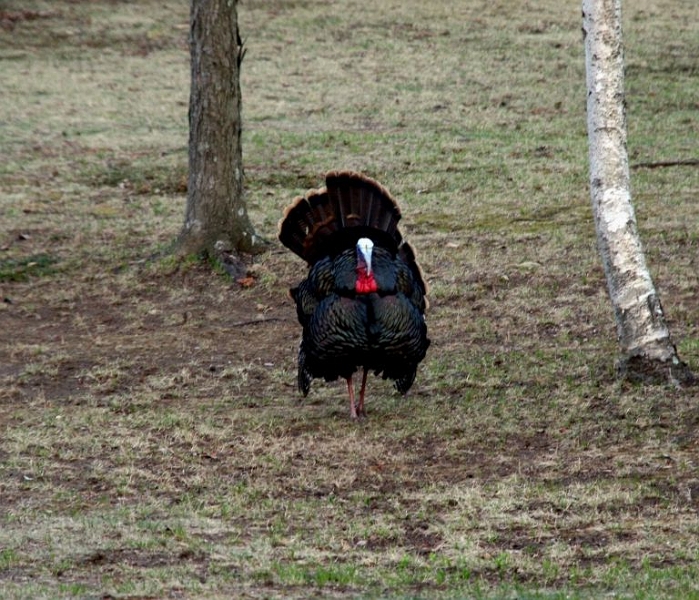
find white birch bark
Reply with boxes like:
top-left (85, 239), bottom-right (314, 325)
top-left (582, 0), bottom-right (691, 381)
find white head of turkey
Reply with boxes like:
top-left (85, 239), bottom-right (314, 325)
top-left (355, 237), bottom-right (376, 293)
top-left (279, 170), bottom-right (430, 419)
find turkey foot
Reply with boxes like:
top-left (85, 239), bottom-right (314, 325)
top-left (346, 374), bottom-right (368, 420)
top-left (346, 377), bottom-right (359, 420)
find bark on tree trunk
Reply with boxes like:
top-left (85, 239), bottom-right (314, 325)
top-left (582, 0), bottom-right (693, 384)
top-left (177, 0), bottom-right (263, 258)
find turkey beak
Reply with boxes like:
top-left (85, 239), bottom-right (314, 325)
top-left (357, 238), bottom-right (374, 275)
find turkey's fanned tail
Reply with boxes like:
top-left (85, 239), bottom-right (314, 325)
top-left (279, 170), bottom-right (404, 265)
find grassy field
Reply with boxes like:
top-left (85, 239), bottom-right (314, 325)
top-left (2, 0), bottom-right (699, 598)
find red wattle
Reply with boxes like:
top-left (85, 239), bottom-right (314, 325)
top-left (355, 271), bottom-right (378, 294)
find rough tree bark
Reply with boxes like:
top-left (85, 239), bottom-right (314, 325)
top-left (582, 0), bottom-right (693, 384)
top-left (177, 0), bottom-right (264, 259)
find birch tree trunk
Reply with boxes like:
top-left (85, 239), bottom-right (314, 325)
top-left (582, 0), bottom-right (693, 384)
top-left (177, 0), bottom-right (264, 259)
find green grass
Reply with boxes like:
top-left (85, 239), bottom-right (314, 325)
top-left (0, 254), bottom-right (59, 282)
top-left (1, 0), bottom-right (699, 598)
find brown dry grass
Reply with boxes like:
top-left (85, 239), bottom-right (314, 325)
top-left (1, 0), bottom-right (699, 598)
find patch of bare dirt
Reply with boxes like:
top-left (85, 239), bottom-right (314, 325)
top-left (1, 259), bottom-right (297, 402)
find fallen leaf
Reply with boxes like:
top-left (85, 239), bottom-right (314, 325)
top-left (236, 276), bottom-right (255, 288)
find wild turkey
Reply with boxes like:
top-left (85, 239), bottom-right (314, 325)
top-left (279, 170), bottom-right (430, 419)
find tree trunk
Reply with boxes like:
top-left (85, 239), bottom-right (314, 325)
top-left (582, 0), bottom-right (693, 384)
top-left (178, 0), bottom-right (263, 258)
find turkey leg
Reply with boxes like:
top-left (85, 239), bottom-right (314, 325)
top-left (346, 376), bottom-right (358, 420)
top-left (356, 368), bottom-right (369, 418)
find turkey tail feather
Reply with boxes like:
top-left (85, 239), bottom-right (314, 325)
top-left (279, 170), bottom-right (404, 264)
